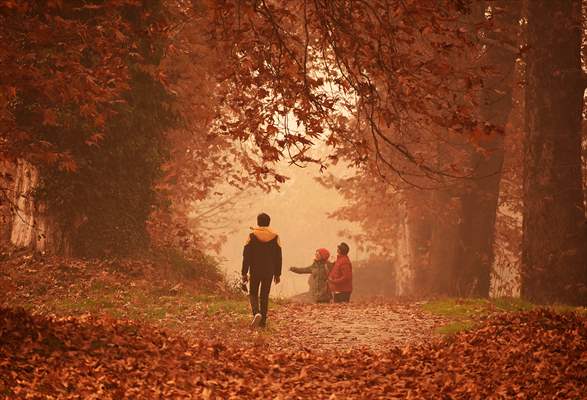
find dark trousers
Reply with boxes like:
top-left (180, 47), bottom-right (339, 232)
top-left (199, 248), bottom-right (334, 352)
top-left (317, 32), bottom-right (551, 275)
top-left (249, 274), bottom-right (273, 320)
top-left (333, 292), bottom-right (351, 303)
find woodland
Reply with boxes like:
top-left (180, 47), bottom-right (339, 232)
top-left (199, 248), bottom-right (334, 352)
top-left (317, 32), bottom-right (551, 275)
top-left (0, 0), bottom-right (586, 398)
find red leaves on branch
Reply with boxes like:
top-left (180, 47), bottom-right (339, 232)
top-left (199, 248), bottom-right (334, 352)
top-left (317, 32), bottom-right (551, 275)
top-left (205, 0), bottom-right (488, 181)
top-left (0, 0), bottom-right (160, 166)
top-left (0, 307), bottom-right (584, 398)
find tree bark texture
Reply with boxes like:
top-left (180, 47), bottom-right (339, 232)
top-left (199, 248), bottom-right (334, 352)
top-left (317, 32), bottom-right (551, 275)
top-left (0, 159), bottom-right (69, 255)
top-left (490, 58), bottom-right (525, 298)
top-left (523, 0), bottom-right (587, 305)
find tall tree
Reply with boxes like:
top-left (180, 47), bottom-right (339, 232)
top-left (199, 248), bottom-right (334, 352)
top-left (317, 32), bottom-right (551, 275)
top-left (522, 0), bottom-right (587, 305)
top-left (458, 1), bottom-right (522, 296)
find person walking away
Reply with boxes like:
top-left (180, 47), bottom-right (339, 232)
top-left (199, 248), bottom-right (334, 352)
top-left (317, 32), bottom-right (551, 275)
top-left (290, 248), bottom-right (332, 303)
top-left (328, 242), bottom-right (352, 303)
top-left (242, 213), bottom-right (282, 328)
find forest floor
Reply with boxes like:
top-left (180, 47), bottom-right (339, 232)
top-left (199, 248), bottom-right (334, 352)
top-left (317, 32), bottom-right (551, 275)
top-left (1, 255), bottom-right (586, 398)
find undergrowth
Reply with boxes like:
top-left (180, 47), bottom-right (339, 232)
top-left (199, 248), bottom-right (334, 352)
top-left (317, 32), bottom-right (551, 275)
top-left (0, 251), bottom-right (269, 333)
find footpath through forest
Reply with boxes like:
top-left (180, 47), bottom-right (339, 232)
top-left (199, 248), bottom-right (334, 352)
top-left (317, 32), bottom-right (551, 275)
top-left (269, 302), bottom-right (448, 351)
top-left (1, 256), bottom-right (586, 398)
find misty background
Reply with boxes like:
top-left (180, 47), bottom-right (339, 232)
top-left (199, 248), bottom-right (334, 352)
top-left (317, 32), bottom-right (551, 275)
top-left (215, 162), bottom-right (362, 298)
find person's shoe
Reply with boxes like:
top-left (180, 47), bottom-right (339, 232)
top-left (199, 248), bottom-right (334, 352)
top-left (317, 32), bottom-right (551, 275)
top-left (250, 313), bottom-right (262, 328)
top-left (259, 317), bottom-right (267, 328)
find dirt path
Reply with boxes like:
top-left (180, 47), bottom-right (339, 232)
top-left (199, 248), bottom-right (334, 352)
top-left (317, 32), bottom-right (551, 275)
top-left (268, 302), bottom-right (448, 352)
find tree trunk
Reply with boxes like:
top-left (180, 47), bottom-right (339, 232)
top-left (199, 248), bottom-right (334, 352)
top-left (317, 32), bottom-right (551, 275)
top-left (490, 58), bottom-right (525, 298)
top-left (404, 189), bottom-right (433, 296)
top-left (0, 159), bottom-right (70, 255)
top-left (427, 191), bottom-right (462, 296)
top-left (522, 0), bottom-right (587, 305)
top-left (458, 1), bottom-right (522, 297)
top-left (425, 126), bottom-right (468, 296)
top-left (394, 195), bottom-right (414, 296)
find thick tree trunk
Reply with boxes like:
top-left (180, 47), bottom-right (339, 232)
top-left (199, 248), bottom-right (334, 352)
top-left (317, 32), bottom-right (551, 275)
top-left (490, 58), bottom-right (524, 298)
top-left (522, 0), bottom-right (587, 305)
top-left (458, 1), bottom-right (522, 297)
top-left (0, 159), bottom-right (70, 255)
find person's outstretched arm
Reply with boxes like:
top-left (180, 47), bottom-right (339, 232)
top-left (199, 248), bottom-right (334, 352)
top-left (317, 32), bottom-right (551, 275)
top-left (290, 264), bottom-right (313, 274)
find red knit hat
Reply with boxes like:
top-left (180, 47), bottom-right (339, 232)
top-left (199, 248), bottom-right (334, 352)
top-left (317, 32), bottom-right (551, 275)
top-left (316, 248), bottom-right (330, 261)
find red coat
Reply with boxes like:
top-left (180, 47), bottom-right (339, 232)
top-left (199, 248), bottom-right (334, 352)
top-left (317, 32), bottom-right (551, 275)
top-left (328, 255), bottom-right (352, 293)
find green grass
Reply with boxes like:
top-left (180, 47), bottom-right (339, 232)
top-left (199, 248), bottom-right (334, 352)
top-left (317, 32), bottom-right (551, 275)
top-left (435, 321), bottom-right (475, 335)
top-left (422, 297), bottom-right (585, 336)
top-left (32, 279), bottom-right (257, 330)
top-left (490, 297), bottom-right (534, 312)
top-left (422, 298), bottom-right (489, 319)
top-left (422, 297), bottom-right (535, 319)
top-left (421, 298), bottom-right (488, 335)
top-left (205, 299), bottom-right (249, 316)
top-left (191, 294), bottom-right (250, 316)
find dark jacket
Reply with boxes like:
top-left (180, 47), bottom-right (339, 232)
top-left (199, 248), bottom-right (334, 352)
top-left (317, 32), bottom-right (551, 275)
top-left (328, 254), bottom-right (352, 293)
top-left (291, 260), bottom-right (332, 303)
top-left (242, 227), bottom-right (282, 278)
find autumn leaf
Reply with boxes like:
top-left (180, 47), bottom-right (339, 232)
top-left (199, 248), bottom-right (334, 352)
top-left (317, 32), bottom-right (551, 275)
top-left (84, 133), bottom-right (105, 146)
top-left (42, 109), bottom-right (59, 126)
top-left (58, 154), bottom-right (78, 172)
top-left (7, 86), bottom-right (17, 98)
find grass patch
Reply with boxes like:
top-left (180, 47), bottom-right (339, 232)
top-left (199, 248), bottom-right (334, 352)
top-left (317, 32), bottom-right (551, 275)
top-left (35, 279), bottom-right (255, 330)
top-left (422, 298), bottom-right (489, 335)
top-left (422, 298), bottom-right (488, 319)
top-left (423, 297), bottom-right (585, 336)
top-left (205, 298), bottom-right (250, 316)
top-left (190, 293), bottom-right (251, 316)
top-left (435, 321), bottom-right (475, 335)
top-left (422, 297), bottom-right (534, 320)
top-left (490, 297), bottom-right (534, 312)
top-left (1, 254), bottom-right (273, 343)
top-left (423, 298), bottom-right (516, 336)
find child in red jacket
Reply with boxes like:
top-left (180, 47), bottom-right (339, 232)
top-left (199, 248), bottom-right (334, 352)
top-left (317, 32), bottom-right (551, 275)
top-left (328, 242), bottom-right (352, 303)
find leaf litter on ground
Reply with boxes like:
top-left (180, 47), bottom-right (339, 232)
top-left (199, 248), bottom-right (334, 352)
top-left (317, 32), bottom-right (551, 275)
top-left (1, 307), bottom-right (585, 399)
